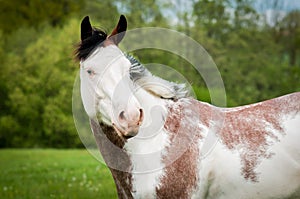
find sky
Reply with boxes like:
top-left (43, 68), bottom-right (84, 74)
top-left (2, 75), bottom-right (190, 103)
top-left (252, 0), bottom-right (300, 26)
top-left (254, 0), bottom-right (300, 12)
top-left (159, 0), bottom-right (300, 26)
top-left (162, 0), bottom-right (300, 14)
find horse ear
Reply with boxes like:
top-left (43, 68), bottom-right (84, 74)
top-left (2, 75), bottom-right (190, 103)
top-left (108, 15), bottom-right (127, 45)
top-left (81, 16), bottom-right (93, 41)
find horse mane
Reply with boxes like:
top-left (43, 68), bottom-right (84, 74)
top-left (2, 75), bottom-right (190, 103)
top-left (75, 27), bottom-right (107, 61)
top-left (126, 55), bottom-right (188, 100)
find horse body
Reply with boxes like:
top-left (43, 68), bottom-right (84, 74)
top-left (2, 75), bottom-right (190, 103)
top-left (192, 93), bottom-right (300, 199)
top-left (92, 91), bottom-right (300, 199)
top-left (151, 94), bottom-right (300, 199)
top-left (77, 16), bottom-right (300, 199)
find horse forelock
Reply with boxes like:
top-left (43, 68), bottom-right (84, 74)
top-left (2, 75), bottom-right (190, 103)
top-left (75, 27), bottom-right (107, 61)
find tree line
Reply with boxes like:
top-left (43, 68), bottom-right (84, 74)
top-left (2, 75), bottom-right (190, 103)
top-left (0, 0), bottom-right (299, 148)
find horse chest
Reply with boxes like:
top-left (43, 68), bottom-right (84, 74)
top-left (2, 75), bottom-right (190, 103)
top-left (126, 132), bottom-right (169, 198)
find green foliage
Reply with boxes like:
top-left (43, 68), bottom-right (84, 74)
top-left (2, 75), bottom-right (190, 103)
top-left (0, 149), bottom-right (116, 198)
top-left (194, 0), bottom-right (231, 40)
top-left (218, 28), bottom-right (286, 105)
top-left (192, 86), bottom-right (211, 102)
top-left (118, 0), bottom-right (168, 27)
top-left (80, 0), bottom-right (119, 30)
top-left (0, 0), bottom-right (84, 33)
top-left (0, 19), bottom-right (81, 148)
top-left (278, 10), bottom-right (300, 66)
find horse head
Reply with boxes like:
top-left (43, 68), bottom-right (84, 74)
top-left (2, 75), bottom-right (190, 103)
top-left (77, 15), bottom-right (144, 139)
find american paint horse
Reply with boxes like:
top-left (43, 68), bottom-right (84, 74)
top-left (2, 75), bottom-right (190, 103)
top-left (76, 15), bottom-right (300, 199)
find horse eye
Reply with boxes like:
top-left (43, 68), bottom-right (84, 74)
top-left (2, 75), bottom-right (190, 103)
top-left (87, 69), bottom-right (94, 75)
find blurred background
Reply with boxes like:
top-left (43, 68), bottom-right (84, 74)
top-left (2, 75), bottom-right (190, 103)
top-left (0, 0), bottom-right (299, 198)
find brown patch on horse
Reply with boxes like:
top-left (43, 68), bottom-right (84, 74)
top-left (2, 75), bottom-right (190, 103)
top-left (157, 99), bottom-right (211, 198)
top-left (219, 93), bottom-right (300, 182)
top-left (90, 119), bottom-right (133, 199)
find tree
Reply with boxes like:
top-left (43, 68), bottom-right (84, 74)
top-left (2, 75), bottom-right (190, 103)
top-left (233, 0), bottom-right (258, 30)
top-left (0, 0), bottom-right (84, 33)
top-left (278, 10), bottom-right (300, 66)
top-left (0, 19), bottom-right (82, 147)
top-left (80, 0), bottom-right (119, 30)
top-left (193, 0), bottom-right (231, 40)
top-left (117, 0), bottom-right (168, 27)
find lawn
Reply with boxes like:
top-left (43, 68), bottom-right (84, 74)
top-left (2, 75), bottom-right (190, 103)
top-left (0, 149), bottom-right (117, 199)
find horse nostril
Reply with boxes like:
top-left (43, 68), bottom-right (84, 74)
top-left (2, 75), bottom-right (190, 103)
top-left (119, 111), bottom-right (126, 121)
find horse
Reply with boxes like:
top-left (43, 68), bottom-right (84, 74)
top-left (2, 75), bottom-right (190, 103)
top-left (75, 15), bottom-right (300, 199)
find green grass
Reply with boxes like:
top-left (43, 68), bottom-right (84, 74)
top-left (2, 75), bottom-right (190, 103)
top-left (0, 149), bottom-right (117, 199)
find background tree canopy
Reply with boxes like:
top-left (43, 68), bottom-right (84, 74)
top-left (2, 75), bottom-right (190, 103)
top-left (0, 0), bottom-right (299, 148)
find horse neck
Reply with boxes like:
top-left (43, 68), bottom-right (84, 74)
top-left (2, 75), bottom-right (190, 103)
top-left (125, 90), bottom-right (215, 163)
top-left (151, 98), bottom-right (215, 198)
top-left (91, 92), bottom-right (215, 198)
top-left (162, 98), bottom-right (215, 162)
top-left (89, 89), bottom-right (170, 198)
top-left (124, 88), bottom-right (169, 152)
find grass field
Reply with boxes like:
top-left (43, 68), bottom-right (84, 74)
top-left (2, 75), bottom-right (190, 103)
top-left (0, 149), bottom-right (117, 199)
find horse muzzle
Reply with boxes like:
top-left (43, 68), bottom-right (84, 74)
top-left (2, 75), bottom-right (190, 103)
top-left (112, 108), bottom-right (144, 139)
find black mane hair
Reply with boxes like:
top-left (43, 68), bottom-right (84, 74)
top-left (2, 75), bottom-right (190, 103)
top-left (75, 28), bottom-right (107, 61)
